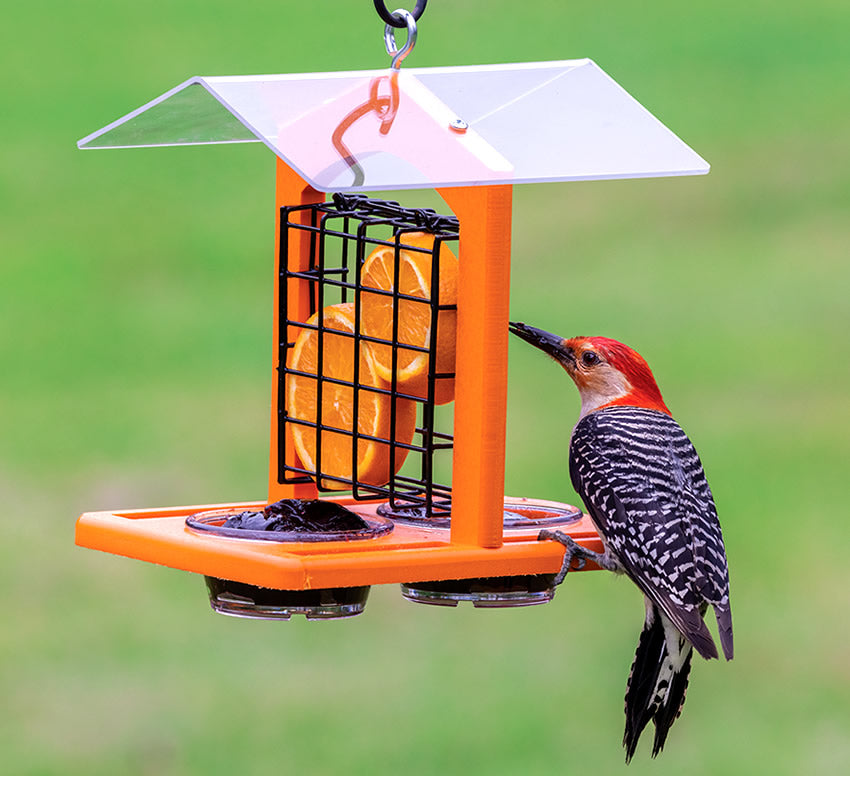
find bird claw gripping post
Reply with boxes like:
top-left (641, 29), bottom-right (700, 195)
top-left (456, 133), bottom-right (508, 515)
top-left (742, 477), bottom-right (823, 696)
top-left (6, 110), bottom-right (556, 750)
top-left (538, 529), bottom-right (596, 582)
top-left (538, 528), bottom-right (624, 584)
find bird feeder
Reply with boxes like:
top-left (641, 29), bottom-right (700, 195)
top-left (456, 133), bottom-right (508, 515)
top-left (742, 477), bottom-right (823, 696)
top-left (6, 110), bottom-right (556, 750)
top-left (75, 10), bottom-right (708, 619)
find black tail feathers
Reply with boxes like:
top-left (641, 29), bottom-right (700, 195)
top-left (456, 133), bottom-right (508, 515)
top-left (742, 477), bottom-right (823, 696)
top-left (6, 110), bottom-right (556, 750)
top-left (623, 610), bottom-right (694, 763)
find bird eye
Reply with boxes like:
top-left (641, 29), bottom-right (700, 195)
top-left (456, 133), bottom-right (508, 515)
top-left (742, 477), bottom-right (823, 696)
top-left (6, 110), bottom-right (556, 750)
top-left (581, 351), bottom-right (600, 366)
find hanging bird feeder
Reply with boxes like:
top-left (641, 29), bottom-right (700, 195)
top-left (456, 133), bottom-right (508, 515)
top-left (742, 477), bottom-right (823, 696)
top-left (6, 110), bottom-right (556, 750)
top-left (75, 4), bottom-right (709, 619)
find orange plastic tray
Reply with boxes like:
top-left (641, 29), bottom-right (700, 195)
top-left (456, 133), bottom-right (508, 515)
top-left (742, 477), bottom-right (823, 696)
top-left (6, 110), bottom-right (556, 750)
top-left (75, 496), bottom-right (601, 590)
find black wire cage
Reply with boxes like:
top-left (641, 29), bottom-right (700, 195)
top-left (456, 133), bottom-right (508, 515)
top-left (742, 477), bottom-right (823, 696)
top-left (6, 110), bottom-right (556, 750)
top-left (278, 193), bottom-right (459, 520)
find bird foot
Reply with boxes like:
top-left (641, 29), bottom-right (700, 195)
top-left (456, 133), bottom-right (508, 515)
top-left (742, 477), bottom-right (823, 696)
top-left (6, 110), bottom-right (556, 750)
top-left (538, 528), bottom-right (601, 585)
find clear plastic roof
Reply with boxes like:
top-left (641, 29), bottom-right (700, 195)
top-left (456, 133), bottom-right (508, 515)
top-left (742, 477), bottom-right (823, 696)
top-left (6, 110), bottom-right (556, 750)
top-left (77, 59), bottom-right (709, 191)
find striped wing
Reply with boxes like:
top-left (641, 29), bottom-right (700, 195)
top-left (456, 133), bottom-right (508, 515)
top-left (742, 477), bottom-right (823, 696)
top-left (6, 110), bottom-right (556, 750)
top-left (569, 406), bottom-right (733, 659)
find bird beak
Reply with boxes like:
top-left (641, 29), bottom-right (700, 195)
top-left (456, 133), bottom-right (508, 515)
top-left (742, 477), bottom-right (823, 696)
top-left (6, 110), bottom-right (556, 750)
top-left (509, 321), bottom-right (575, 368)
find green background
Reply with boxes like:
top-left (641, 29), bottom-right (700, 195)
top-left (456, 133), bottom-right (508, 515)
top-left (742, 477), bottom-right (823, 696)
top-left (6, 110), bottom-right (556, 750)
top-left (2, 0), bottom-right (848, 775)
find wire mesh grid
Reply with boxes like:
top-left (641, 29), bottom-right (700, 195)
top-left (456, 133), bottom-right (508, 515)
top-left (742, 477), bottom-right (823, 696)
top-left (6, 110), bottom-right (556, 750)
top-left (278, 193), bottom-right (459, 518)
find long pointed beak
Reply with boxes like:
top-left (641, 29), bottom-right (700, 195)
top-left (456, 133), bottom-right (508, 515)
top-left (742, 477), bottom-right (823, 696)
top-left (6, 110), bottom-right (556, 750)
top-left (509, 321), bottom-right (575, 368)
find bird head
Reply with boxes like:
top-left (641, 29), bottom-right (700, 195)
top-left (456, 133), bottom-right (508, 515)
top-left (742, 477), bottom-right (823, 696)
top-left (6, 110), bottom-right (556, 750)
top-left (509, 322), bottom-right (671, 418)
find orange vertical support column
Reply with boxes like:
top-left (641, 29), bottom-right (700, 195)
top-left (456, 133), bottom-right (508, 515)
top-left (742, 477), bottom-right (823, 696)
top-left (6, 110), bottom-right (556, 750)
top-left (268, 159), bottom-right (324, 504)
top-left (438, 184), bottom-right (513, 548)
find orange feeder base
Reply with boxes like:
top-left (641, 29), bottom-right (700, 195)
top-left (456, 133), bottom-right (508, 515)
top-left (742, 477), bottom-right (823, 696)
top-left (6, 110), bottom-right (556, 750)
top-left (75, 164), bottom-right (604, 608)
top-left (75, 496), bottom-right (601, 592)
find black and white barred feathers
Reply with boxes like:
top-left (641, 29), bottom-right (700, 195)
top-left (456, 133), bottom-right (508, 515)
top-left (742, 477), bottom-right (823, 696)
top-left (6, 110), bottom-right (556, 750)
top-left (569, 405), bottom-right (733, 760)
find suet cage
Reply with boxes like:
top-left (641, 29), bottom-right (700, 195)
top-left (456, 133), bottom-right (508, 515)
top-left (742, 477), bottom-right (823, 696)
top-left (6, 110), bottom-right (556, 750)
top-left (75, 8), bottom-right (709, 619)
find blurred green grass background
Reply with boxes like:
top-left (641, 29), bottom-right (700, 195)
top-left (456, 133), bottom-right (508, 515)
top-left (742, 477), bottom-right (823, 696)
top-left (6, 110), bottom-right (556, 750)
top-left (2, 0), bottom-right (849, 775)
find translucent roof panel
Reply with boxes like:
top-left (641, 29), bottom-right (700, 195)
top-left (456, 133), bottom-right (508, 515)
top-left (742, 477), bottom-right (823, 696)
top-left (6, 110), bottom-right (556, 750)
top-left (77, 59), bottom-right (709, 191)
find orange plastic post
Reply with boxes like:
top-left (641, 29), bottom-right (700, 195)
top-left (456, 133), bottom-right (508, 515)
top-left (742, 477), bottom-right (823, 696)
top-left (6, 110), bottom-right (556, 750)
top-left (268, 159), bottom-right (324, 504)
top-left (438, 185), bottom-right (513, 548)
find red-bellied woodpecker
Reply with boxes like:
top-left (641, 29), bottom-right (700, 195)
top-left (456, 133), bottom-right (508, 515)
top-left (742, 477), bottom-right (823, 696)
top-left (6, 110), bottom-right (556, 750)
top-left (509, 323), bottom-right (733, 762)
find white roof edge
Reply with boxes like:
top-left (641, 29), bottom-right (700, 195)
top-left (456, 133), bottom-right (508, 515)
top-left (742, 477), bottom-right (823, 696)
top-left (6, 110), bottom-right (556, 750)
top-left (76, 60), bottom-right (710, 190)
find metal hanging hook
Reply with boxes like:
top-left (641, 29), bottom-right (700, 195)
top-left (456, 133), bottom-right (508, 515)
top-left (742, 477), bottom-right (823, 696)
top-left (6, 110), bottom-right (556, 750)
top-left (374, 0), bottom-right (427, 27)
top-left (383, 8), bottom-right (417, 70)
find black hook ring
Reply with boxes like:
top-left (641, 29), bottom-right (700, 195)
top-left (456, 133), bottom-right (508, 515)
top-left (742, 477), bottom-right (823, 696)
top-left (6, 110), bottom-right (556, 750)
top-left (374, 0), bottom-right (427, 28)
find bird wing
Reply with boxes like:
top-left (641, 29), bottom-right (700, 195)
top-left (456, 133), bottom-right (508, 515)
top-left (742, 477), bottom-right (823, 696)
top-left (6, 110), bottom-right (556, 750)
top-left (569, 407), bottom-right (732, 659)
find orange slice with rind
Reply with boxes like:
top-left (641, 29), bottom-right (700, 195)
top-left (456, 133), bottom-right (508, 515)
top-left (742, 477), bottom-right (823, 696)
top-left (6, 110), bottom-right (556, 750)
top-left (359, 231), bottom-right (458, 405)
top-left (286, 303), bottom-right (417, 490)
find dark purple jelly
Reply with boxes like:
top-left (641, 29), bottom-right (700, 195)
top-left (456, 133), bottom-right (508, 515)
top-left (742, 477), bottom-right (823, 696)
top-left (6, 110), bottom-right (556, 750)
top-left (225, 498), bottom-right (370, 533)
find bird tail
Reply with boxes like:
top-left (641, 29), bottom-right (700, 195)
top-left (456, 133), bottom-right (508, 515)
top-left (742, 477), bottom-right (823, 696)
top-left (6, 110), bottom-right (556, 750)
top-left (623, 605), bottom-right (694, 763)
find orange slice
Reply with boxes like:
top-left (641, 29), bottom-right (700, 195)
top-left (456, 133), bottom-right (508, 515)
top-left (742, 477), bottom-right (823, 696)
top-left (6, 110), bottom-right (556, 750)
top-left (359, 231), bottom-right (458, 405)
top-left (286, 303), bottom-right (417, 490)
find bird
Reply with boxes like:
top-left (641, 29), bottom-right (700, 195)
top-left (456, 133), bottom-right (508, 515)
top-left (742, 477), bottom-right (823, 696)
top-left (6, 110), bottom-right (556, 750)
top-left (508, 322), bottom-right (733, 762)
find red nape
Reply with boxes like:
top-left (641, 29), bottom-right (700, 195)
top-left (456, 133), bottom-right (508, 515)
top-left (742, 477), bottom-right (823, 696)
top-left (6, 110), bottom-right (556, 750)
top-left (599, 392), bottom-right (672, 416)
top-left (588, 337), bottom-right (672, 416)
